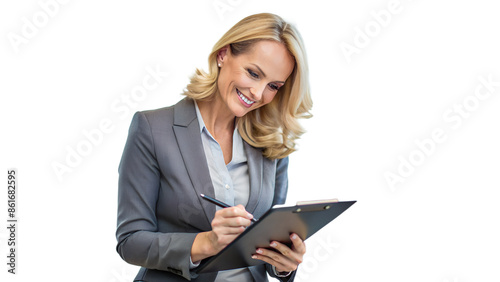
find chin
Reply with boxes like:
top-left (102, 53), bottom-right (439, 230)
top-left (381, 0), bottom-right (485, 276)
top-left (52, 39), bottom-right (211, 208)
top-left (232, 108), bottom-right (250, 118)
top-left (229, 99), bottom-right (252, 118)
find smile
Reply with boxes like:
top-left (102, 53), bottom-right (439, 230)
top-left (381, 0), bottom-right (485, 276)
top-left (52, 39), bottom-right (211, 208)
top-left (236, 88), bottom-right (255, 107)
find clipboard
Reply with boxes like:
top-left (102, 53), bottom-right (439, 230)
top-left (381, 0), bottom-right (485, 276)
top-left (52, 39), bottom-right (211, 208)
top-left (195, 199), bottom-right (356, 273)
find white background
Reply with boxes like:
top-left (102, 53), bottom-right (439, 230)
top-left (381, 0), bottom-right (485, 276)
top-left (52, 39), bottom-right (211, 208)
top-left (1, 0), bottom-right (499, 281)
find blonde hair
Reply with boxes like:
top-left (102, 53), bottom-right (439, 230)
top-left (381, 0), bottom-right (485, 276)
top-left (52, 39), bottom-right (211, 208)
top-left (184, 13), bottom-right (312, 159)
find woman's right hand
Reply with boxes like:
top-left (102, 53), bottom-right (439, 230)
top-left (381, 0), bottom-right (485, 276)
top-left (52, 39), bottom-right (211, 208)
top-left (191, 205), bottom-right (254, 262)
top-left (208, 204), bottom-right (254, 253)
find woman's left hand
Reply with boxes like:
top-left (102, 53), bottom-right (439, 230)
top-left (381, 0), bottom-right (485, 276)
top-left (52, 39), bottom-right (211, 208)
top-left (252, 233), bottom-right (306, 273)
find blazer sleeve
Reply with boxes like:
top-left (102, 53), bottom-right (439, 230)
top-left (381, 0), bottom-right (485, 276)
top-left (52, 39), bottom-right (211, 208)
top-left (116, 112), bottom-right (197, 281)
top-left (265, 156), bottom-right (298, 281)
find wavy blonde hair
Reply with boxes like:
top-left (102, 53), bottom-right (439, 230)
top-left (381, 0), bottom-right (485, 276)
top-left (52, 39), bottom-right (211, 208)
top-left (184, 13), bottom-right (312, 159)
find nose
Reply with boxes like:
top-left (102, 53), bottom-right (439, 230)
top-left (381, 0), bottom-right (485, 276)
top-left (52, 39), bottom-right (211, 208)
top-left (249, 82), bottom-right (266, 101)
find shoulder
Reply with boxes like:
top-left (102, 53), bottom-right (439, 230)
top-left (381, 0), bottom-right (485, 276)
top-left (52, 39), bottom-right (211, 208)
top-left (133, 97), bottom-right (195, 130)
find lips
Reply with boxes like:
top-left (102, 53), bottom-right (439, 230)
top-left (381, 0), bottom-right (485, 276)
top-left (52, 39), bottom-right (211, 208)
top-left (236, 88), bottom-right (255, 107)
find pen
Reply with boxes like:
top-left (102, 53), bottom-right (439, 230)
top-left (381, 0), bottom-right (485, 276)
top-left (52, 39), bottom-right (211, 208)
top-left (200, 193), bottom-right (258, 222)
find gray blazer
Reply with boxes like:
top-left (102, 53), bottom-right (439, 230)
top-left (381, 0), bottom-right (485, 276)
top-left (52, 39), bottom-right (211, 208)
top-left (116, 98), bottom-right (296, 281)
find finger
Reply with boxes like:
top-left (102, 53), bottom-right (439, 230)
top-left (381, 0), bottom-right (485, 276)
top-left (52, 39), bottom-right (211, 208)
top-left (209, 226), bottom-right (246, 249)
top-left (209, 233), bottom-right (241, 251)
top-left (214, 214), bottom-right (252, 228)
top-left (234, 205), bottom-right (254, 221)
top-left (226, 216), bottom-right (252, 227)
top-left (289, 233), bottom-right (306, 255)
top-left (269, 240), bottom-right (303, 264)
top-left (251, 253), bottom-right (288, 271)
top-left (252, 248), bottom-right (297, 272)
top-left (218, 205), bottom-right (254, 221)
top-left (213, 225), bottom-right (247, 235)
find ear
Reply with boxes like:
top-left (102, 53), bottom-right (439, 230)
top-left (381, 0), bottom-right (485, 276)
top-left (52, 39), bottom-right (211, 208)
top-left (217, 45), bottom-right (229, 64)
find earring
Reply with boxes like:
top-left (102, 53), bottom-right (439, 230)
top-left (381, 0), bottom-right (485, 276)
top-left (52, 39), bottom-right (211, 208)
top-left (218, 63), bottom-right (221, 67)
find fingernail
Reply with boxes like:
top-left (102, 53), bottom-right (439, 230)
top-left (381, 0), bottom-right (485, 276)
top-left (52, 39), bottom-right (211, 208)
top-left (270, 242), bottom-right (277, 247)
top-left (256, 249), bottom-right (263, 254)
top-left (252, 255), bottom-right (257, 259)
top-left (291, 234), bottom-right (297, 240)
top-left (247, 213), bottom-right (253, 219)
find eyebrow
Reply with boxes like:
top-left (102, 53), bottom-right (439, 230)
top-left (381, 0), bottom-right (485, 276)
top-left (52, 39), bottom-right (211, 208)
top-left (251, 63), bottom-right (286, 84)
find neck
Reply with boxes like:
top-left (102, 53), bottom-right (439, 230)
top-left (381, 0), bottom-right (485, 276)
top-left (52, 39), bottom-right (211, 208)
top-left (196, 95), bottom-right (235, 138)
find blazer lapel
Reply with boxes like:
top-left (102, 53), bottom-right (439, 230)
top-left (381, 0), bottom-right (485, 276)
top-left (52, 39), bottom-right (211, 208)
top-left (244, 142), bottom-right (263, 215)
top-left (172, 98), bottom-right (215, 228)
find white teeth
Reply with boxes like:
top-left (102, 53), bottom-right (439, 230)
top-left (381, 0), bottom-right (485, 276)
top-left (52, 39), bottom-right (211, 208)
top-left (237, 89), bottom-right (255, 105)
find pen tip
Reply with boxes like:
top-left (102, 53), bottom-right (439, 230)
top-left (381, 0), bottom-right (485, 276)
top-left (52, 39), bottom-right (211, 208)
top-left (200, 193), bottom-right (205, 197)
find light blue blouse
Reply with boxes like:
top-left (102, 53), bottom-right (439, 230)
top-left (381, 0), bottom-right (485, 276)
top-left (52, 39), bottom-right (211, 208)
top-left (193, 102), bottom-right (254, 281)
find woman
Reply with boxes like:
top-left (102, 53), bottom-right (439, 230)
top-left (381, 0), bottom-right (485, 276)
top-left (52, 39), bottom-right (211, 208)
top-left (116, 13), bottom-right (312, 281)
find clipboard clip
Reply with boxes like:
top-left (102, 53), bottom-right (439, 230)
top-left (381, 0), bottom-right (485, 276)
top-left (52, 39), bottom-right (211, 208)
top-left (293, 204), bottom-right (334, 213)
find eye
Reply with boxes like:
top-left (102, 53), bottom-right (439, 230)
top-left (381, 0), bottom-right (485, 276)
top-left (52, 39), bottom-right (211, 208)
top-left (269, 83), bottom-right (280, 91)
top-left (247, 69), bottom-right (259, 79)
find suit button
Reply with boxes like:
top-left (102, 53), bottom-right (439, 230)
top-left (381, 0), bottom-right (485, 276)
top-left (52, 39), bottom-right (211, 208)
top-left (167, 267), bottom-right (182, 275)
top-left (225, 184), bottom-right (230, 189)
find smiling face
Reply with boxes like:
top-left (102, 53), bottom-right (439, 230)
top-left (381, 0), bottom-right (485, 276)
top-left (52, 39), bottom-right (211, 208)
top-left (216, 40), bottom-right (295, 117)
